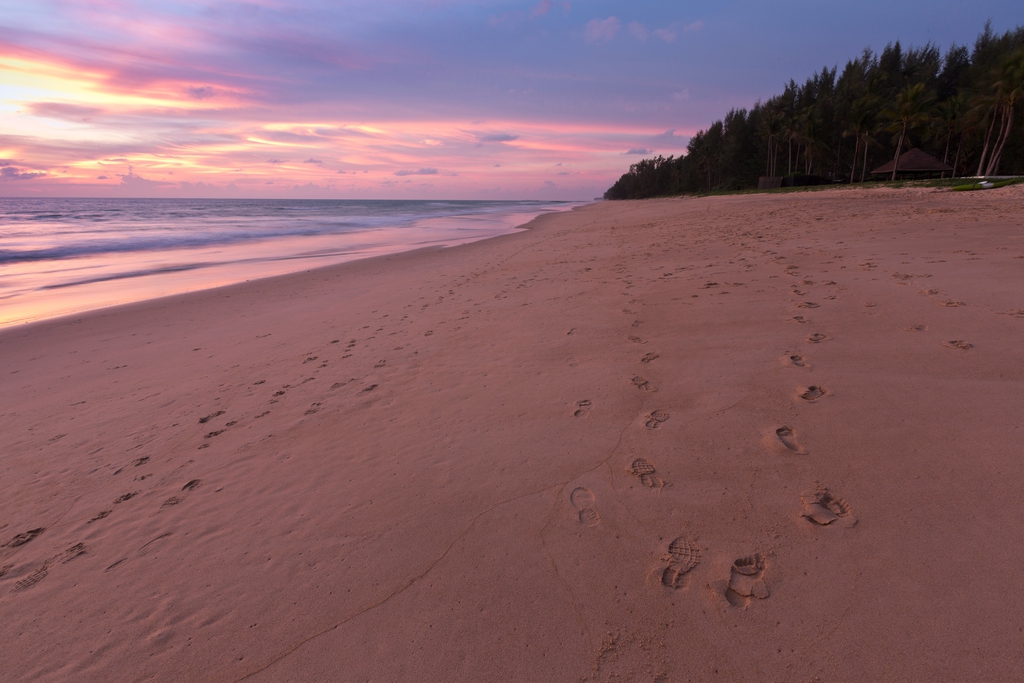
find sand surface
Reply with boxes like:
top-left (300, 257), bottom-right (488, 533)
top-left (2, 186), bottom-right (1023, 682)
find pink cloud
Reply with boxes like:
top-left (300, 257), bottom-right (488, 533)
top-left (529, 0), bottom-right (552, 18)
top-left (584, 17), bottom-right (620, 44)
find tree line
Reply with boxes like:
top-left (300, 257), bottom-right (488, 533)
top-left (605, 22), bottom-right (1024, 199)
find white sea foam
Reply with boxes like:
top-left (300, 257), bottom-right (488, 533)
top-left (0, 198), bottom-right (576, 326)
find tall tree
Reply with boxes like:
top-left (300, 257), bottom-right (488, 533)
top-left (883, 83), bottom-right (935, 180)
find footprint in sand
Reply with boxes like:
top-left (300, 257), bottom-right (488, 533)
top-left (905, 324), bottom-right (927, 332)
top-left (661, 537), bottom-right (700, 589)
top-left (644, 410), bottom-right (670, 430)
top-left (798, 385), bottom-right (828, 402)
top-left (942, 340), bottom-right (973, 350)
top-left (774, 426), bottom-right (806, 454)
top-left (791, 316), bottom-right (809, 324)
top-left (801, 486), bottom-right (857, 527)
top-left (631, 376), bottom-right (650, 390)
top-left (11, 561), bottom-right (50, 593)
top-left (726, 554), bottom-right (770, 608)
top-left (628, 458), bottom-right (664, 488)
top-left (569, 487), bottom-right (600, 527)
top-left (797, 302), bottom-right (820, 309)
top-left (573, 400), bottom-right (592, 418)
top-left (640, 352), bottom-right (659, 364)
top-left (4, 528), bottom-right (45, 548)
top-left (806, 332), bottom-right (831, 344)
top-left (785, 354), bottom-right (808, 367)
top-left (941, 300), bottom-right (966, 307)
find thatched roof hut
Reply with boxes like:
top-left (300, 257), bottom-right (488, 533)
top-left (871, 148), bottom-right (953, 177)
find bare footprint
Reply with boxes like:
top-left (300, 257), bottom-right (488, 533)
top-left (801, 486), bottom-right (857, 527)
top-left (941, 300), bottom-right (966, 307)
top-left (569, 487), bottom-right (600, 527)
top-left (661, 537), bottom-right (700, 589)
top-left (942, 340), bottom-right (973, 350)
top-left (784, 354), bottom-right (808, 367)
top-left (774, 426), bottom-right (806, 454)
top-left (806, 333), bottom-right (831, 344)
top-left (644, 410), bottom-right (669, 430)
top-left (573, 400), bottom-right (592, 418)
top-left (628, 458), bottom-right (664, 488)
top-left (797, 302), bottom-right (820, 309)
top-left (640, 352), bottom-right (659, 363)
top-left (904, 324), bottom-right (927, 332)
top-left (726, 554), bottom-right (769, 608)
top-left (798, 385), bottom-right (828, 402)
top-left (631, 376), bottom-right (650, 390)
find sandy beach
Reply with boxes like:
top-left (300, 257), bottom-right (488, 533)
top-left (2, 185), bottom-right (1023, 682)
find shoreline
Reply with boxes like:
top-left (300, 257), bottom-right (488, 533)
top-left (0, 200), bottom-right (580, 329)
top-left (2, 185), bottom-right (1023, 682)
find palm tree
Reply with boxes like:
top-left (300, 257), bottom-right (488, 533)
top-left (760, 105), bottom-right (783, 177)
top-left (883, 83), bottom-right (935, 180)
top-left (935, 93), bottom-right (966, 177)
top-left (983, 47), bottom-right (1024, 175)
top-left (843, 95), bottom-right (877, 182)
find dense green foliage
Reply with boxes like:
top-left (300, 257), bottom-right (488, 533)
top-left (605, 23), bottom-right (1024, 199)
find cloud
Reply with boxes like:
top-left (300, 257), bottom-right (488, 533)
top-left (267, 158), bottom-right (286, 164)
top-left (653, 27), bottom-right (676, 43)
top-left (584, 16), bottom-right (619, 44)
top-left (303, 158), bottom-right (323, 165)
top-left (651, 130), bottom-right (687, 146)
top-left (684, 20), bottom-right (704, 32)
top-left (29, 102), bottom-right (103, 121)
top-left (478, 133), bottom-right (519, 143)
top-left (672, 89), bottom-right (691, 101)
top-left (529, 0), bottom-right (551, 18)
top-left (628, 21), bottom-right (647, 41)
top-left (0, 167), bottom-right (46, 181)
top-left (119, 167), bottom-right (168, 188)
top-left (185, 86), bottom-right (216, 100)
top-left (0, 159), bottom-right (14, 166)
top-left (625, 148), bottom-right (651, 155)
top-left (97, 175), bottom-right (108, 179)
top-left (394, 168), bottom-right (437, 176)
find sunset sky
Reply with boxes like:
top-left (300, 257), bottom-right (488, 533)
top-left (2, 1), bottom-right (1022, 199)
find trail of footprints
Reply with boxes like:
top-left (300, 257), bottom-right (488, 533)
top-left (562, 303), bottom-right (860, 610)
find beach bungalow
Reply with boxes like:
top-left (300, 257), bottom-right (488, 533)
top-left (870, 148), bottom-right (954, 179)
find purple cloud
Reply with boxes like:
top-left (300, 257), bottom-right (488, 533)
top-left (185, 86), bottom-right (216, 100)
top-left (0, 167), bottom-right (46, 180)
top-left (626, 148), bottom-right (651, 155)
top-left (478, 133), bottom-right (519, 143)
top-left (394, 168), bottom-right (437, 176)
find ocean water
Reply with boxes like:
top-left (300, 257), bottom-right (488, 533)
top-left (0, 198), bottom-right (577, 327)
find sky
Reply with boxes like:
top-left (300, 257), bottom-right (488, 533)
top-left (1, 1), bottom-right (1023, 200)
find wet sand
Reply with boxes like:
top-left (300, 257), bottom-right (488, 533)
top-left (2, 185), bottom-right (1023, 681)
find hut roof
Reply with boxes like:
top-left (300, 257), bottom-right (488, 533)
top-left (871, 148), bottom-right (953, 175)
